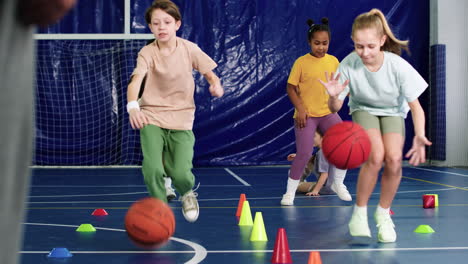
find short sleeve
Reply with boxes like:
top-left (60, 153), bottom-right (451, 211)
top-left (190, 44), bottom-right (217, 74)
top-left (337, 63), bottom-right (350, 100)
top-left (398, 59), bottom-right (428, 102)
top-left (131, 52), bottom-right (149, 77)
top-left (287, 59), bottom-right (302, 86)
top-left (331, 56), bottom-right (340, 71)
top-left (316, 151), bottom-right (330, 173)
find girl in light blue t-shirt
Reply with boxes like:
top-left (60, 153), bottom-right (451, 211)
top-left (319, 9), bottom-right (432, 243)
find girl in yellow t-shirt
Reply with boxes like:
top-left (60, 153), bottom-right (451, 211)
top-left (281, 18), bottom-right (351, 206)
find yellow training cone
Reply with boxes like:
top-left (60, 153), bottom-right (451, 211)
top-left (414, 224), bottom-right (435, 233)
top-left (250, 212), bottom-right (268, 241)
top-left (76, 224), bottom-right (96, 232)
top-left (238, 200), bottom-right (253, 226)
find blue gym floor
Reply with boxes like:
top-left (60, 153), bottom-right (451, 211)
top-left (21, 166), bottom-right (468, 263)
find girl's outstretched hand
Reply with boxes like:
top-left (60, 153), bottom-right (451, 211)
top-left (318, 72), bottom-right (349, 97)
top-left (405, 135), bottom-right (432, 166)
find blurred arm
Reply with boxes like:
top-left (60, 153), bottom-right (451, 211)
top-left (17, 0), bottom-right (77, 27)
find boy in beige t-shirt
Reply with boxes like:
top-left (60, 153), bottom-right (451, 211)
top-left (126, 0), bottom-right (224, 222)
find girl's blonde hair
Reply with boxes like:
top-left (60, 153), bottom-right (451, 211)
top-left (351, 8), bottom-right (409, 56)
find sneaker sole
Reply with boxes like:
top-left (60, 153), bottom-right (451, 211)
top-left (349, 226), bottom-right (372, 244)
top-left (182, 208), bottom-right (199, 222)
top-left (350, 235), bottom-right (373, 245)
top-left (167, 194), bottom-right (176, 202)
top-left (338, 195), bottom-right (352, 201)
top-left (349, 230), bottom-right (372, 237)
top-left (378, 237), bottom-right (397, 243)
top-left (331, 185), bottom-right (352, 201)
top-left (377, 229), bottom-right (397, 243)
top-left (183, 211), bottom-right (199, 222)
top-left (349, 223), bottom-right (372, 238)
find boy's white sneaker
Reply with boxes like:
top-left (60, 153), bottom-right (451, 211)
top-left (375, 212), bottom-right (397, 243)
top-left (348, 210), bottom-right (371, 237)
top-left (165, 185), bottom-right (176, 201)
top-left (280, 193), bottom-right (295, 206)
top-left (180, 191), bottom-right (199, 222)
top-left (331, 182), bottom-right (352, 201)
top-left (164, 177), bottom-right (176, 201)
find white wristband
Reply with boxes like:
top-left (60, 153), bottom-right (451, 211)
top-left (126, 101), bottom-right (140, 113)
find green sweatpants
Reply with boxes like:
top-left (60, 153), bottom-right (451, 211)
top-left (140, 125), bottom-right (195, 202)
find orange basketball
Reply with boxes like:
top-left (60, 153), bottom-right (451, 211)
top-left (125, 197), bottom-right (175, 248)
top-left (322, 121), bottom-right (371, 169)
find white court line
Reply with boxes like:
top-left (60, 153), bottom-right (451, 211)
top-left (28, 185), bottom-right (245, 199)
top-left (26, 187), bottom-right (457, 204)
top-left (30, 185), bottom-right (244, 188)
top-left (31, 185), bottom-right (148, 188)
top-left (21, 246), bottom-right (468, 254)
top-left (371, 187), bottom-right (455, 195)
top-left (29, 191), bottom-right (147, 198)
top-left (224, 168), bottom-right (251, 186)
top-left (21, 250), bottom-right (196, 254)
top-left (34, 33), bottom-right (154, 40)
top-left (410, 167), bottom-right (468, 177)
top-left (24, 222), bottom-right (206, 264)
top-left (205, 247), bottom-right (468, 253)
top-left (27, 200), bottom-right (137, 204)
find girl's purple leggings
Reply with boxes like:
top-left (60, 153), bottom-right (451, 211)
top-left (289, 113), bottom-right (343, 180)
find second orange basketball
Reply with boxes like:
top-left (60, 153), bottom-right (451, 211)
top-left (322, 121), bottom-right (371, 170)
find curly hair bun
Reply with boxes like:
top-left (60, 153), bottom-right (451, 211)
top-left (321, 17), bottom-right (329, 25)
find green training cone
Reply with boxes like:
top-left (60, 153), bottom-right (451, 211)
top-left (250, 212), bottom-right (268, 241)
top-left (76, 224), bottom-right (96, 232)
top-left (238, 200), bottom-right (253, 226)
top-left (414, 224), bottom-right (435, 233)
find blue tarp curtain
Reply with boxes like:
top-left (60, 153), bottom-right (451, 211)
top-left (35, 0), bottom-right (429, 166)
